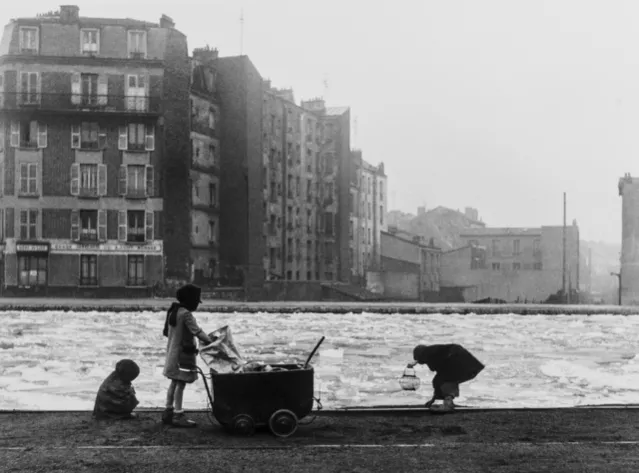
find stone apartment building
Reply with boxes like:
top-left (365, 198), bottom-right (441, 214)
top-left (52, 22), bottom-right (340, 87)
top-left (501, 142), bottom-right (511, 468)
top-left (188, 47), bottom-right (220, 285)
top-left (440, 224), bottom-right (580, 302)
top-left (0, 5), bottom-right (220, 296)
top-left (259, 89), bottom-right (351, 283)
top-left (349, 149), bottom-right (387, 283)
top-left (0, 6), bottom-right (179, 295)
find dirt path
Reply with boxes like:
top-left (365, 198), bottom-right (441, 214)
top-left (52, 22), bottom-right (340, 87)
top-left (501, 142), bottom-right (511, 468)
top-left (2, 409), bottom-right (639, 472)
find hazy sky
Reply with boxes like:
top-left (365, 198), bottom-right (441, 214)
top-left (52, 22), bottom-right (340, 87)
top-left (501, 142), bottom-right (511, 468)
top-left (2, 1), bottom-right (636, 243)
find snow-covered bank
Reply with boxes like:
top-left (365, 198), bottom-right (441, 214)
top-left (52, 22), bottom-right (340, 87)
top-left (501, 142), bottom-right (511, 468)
top-left (1, 311), bottom-right (639, 410)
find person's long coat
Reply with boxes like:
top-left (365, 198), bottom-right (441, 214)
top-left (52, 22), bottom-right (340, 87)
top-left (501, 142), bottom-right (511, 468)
top-left (163, 307), bottom-right (205, 384)
top-left (93, 372), bottom-right (139, 419)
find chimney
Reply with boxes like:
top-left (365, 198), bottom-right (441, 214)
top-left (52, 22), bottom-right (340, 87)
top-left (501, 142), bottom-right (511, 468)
top-left (160, 14), bottom-right (175, 29)
top-left (59, 5), bottom-right (79, 24)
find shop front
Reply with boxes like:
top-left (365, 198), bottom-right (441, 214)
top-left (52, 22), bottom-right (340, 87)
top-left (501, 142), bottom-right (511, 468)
top-left (3, 239), bottom-right (163, 297)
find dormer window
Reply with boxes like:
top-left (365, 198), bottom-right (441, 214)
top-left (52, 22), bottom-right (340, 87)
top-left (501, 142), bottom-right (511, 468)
top-left (19, 27), bottom-right (38, 54)
top-left (128, 31), bottom-right (147, 59)
top-left (81, 29), bottom-right (100, 54)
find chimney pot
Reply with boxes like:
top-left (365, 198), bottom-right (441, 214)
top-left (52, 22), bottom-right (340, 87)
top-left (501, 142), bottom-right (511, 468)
top-left (59, 5), bottom-right (79, 23)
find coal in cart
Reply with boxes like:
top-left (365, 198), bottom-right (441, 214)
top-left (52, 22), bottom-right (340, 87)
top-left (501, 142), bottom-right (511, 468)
top-left (195, 334), bottom-right (325, 438)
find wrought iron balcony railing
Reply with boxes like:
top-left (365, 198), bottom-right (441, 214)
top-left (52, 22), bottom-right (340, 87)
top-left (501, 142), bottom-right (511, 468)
top-left (0, 92), bottom-right (161, 114)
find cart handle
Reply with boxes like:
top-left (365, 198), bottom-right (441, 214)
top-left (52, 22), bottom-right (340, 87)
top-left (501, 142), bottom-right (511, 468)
top-left (304, 336), bottom-right (325, 369)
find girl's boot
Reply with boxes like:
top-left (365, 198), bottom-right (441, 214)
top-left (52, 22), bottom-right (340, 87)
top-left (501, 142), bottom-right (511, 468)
top-left (161, 407), bottom-right (174, 425)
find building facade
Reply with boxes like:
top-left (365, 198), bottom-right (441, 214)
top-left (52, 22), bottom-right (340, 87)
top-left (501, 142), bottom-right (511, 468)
top-left (619, 173), bottom-right (639, 305)
top-left (188, 47), bottom-right (220, 285)
top-left (440, 224), bottom-right (580, 302)
top-left (258, 91), bottom-right (351, 284)
top-left (0, 6), bottom-right (182, 295)
top-left (349, 149), bottom-right (386, 283)
top-left (371, 227), bottom-right (441, 300)
top-left (215, 55), bottom-right (264, 295)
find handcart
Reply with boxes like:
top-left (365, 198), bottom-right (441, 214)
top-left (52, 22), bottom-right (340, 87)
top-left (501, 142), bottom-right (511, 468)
top-left (191, 336), bottom-right (325, 438)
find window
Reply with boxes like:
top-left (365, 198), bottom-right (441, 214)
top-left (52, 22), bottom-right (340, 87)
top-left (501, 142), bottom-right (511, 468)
top-left (19, 27), bottom-right (38, 53)
top-left (209, 183), bottom-right (217, 206)
top-left (128, 31), bottom-right (147, 58)
top-left (71, 122), bottom-right (106, 150)
top-left (208, 220), bottom-right (215, 242)
top-left (513, 239), bottom-right (521, 255)
top-left (10, 120), bottom-right (46, 148)
top-left (286, 270), bottom-right (292, 280)
top-left (119, 164), bottom-right (154, 198)
top-left (80, 255), bottom-right (98, 286)
top-left (19, 72), bottom-right (39, 105)
top-left (492, 262), bottom-right (501, 271)
top-left (119, 124), bottom-right (154, 151)
top-left (126, 74), bottom-right (148, 111)
top-left (70, 163), bottom-right (106, 197)
top-left (534, 262), bottom-right (543, 270)
top-left (19, 209), bottom-right (38, 239)
top-left (513, 262), bottom-right (521, 271)
top-left (492, 239), bottom-right (500, 256)
top-left (307, 271), bottom-right (312, 280)
top-left (119, 210), bottom-right (153, 242)
top-left (79, 210), bottom-right (98, 241)
top-left (80, 73), bottom-right (99, 106)
top-left (533, 239), bottom-right (541, 256)
top-left (18, 163), bottom-right (37, 196)
top-left (71, 209), bottom-right (106, 241)
top-left (208, 109), bottom-right (216, 130)
top-left (380, 206), bottom-right (384, 225)
top-left (127, 165), bottom-right (145, 196)
top-left (127, 255), bottom-right (145, 286)
top-left (18, 255), bottom-right (47, 287)
top-left (126, 210), bottom-right (145, 242)
top-left (81, 29), bottom-right (99, 54)
top-left (349, 221), bottom-right (354, 239)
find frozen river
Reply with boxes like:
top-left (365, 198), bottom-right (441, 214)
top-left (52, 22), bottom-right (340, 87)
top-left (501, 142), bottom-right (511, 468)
top-left (1, 310), bottom-right (639, 410)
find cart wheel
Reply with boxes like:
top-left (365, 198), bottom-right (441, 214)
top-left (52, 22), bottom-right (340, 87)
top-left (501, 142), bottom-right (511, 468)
top-left (231, 414), bottom-right (255, 436)
top-left (269, 409), bottom-right (298, 438)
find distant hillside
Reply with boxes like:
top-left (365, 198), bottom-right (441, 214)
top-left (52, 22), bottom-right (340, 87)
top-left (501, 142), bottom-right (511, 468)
top-left (387, 206), bottom-right (484, 250)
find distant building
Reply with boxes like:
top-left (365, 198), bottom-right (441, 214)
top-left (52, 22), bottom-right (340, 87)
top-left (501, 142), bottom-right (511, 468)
top-left (372, 227), bottom-right (441, 300)
top-left (619, 173), bottom-right (639, 305)
top-left (440, 224), bottom-right (580, 302)
top-left (349, 149), bottom-right (386, 283)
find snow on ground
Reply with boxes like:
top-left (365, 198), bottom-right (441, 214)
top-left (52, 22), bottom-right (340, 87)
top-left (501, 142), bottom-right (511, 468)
top-left (1, 311), bottom-right (639, 410)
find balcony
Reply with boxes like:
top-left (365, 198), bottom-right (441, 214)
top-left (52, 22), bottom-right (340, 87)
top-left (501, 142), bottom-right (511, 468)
top-left (125, 188), bottom-right (147, 200)
top-left (0, 92), bottom-right (161, 116)
top-left (126, 227), bottom-right (146, 243)
top-left (78, 230), bottom-right (98, 242)
top-left (78, 187), bottom-right (99, 199)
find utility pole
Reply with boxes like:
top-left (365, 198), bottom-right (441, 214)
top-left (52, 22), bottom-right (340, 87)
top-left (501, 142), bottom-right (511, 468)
top-left (562, 192), bottom-right (567, 303)
top-left (611, 272), bottom-right (621, 305)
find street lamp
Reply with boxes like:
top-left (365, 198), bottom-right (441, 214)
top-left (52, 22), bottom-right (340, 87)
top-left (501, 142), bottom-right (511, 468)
top-left (610, 272), bottom-right (621, 306)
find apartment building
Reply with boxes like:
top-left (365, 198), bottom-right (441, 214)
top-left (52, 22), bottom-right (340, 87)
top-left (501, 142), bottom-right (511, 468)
top-left (349, 149), bottom-right (387, 282)
top-left (301, 99), bottom-right (351, 282)
top-left (189, 47), bottom-right (220, 285)
top-left (0, 6), bottom-right (191, 295)
top-left (440, 224), bottom-right (580, 302)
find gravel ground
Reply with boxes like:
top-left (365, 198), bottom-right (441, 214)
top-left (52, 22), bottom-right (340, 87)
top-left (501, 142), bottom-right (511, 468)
top-left (2, 409), bottom-right (639, 472)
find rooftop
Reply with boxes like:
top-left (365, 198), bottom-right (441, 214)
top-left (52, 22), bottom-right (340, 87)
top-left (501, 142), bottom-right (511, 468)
top-left (325, 106), bottom-right (349, 116)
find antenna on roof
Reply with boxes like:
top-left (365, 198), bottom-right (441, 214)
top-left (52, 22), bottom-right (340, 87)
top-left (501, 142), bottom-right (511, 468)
top-left (323, 75), bottom-right (329, 102)
top-left (239, 8), bottom-right (245, 55)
